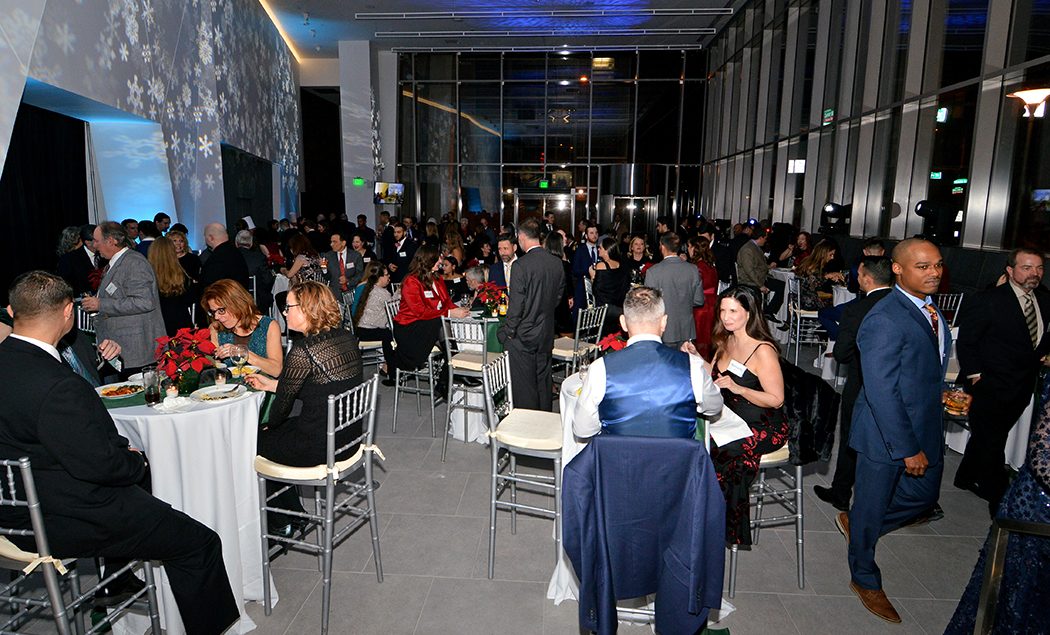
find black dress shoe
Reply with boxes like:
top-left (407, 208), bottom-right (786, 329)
top-left (813, 485), bottom-right (851, 512)
top-left (381, 377), bottom-right (396, 387)
top-left (94, 572), bottom-right (146, 608)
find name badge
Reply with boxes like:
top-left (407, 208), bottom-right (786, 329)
top-left (727, 360), bottom-right (748, 377)
top-left (399, 251), bottom-right (407, 257)
top-left (363, 257), bottom-right (371, 263)
top-left (105, 282), bottom-right (118, 296)
top-left (423, 291), bottom-right (435, 299)
top-left (452, 277), bottom-right (461, 283)
top-left (347, 262), bottom-right (355, 269)
top-left (437, 302), bottom-right (443, 310)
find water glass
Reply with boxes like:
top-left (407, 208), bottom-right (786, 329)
top-left (142, 368), bottom-right (163, 406)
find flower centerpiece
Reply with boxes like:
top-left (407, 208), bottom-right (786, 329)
top-left (598, 331), bottom-right (628, 352)
top-left (155, 328), bottom-right (217, 394)
top-left (476, 282), bottom-right (508, 317)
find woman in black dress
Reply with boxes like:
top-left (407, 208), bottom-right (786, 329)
top-left (622, 235), bottom-right (652, 286)
top-left (167, 229), bottom-right (201, 285)
top-left (706, 285), bottom-right (787, 545)
top-left (588, 237), bottom-right (630, 333)
top-left (246, 281), bottom-right (363, 533)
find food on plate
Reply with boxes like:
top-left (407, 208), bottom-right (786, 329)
top-left (99, 384), bottom-right (143, 398)
top-left (229, 366), bottom-right (259, 377)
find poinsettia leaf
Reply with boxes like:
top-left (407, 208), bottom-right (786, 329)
top-left (190, 358), bottom-right (205, 373)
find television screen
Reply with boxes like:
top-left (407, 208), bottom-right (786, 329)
top-left (374, 182), bottom-right (404, 205)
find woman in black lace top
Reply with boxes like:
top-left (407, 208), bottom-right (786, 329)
top-left (246, 281), bottom-right (363, 468)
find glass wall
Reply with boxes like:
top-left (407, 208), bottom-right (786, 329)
top-left (397, 50), bottom-right (704, 229)
top-left (702, 0), bottom-right (1050, 250)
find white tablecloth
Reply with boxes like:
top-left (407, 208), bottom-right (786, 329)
top-left (813, 286), bottom-right (856, 384)
top-left (110, 391), bottom-right (276, 634)
top-left (548, 373), bottom-right (586, 603)
top-left (449, 387), bottom-right (488, 444)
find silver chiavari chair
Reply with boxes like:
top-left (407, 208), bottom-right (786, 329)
top-left (385, 298), bottom-right (442, 435)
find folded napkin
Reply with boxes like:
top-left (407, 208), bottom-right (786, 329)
top-left (153, 396), bottom-right (195, 413)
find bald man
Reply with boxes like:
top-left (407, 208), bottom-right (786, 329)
top-left (199, 222), bottom-right (250, 291)
top-left (840, 239), bottom-right (950, 624)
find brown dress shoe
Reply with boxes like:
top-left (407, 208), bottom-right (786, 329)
top-left (849, 582), bottom-right (902, 623)
top-left (835, 511), bottom-right (850, 543)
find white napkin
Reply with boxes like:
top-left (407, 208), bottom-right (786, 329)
top-left (153, 396), bottom-right (195, 413)
top-left (707, 406), bottom-right (753, 447)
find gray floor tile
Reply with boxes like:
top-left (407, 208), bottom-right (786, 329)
top-left (708, 592), bottom-right (800, 635)
top-left (722, 531), bottom-right (815, 595)
top-left (881, 535), bottom-right (982, 600)
top-left (930, 491), bottom-right (994, 538)
top-left (370, 513), bottom-right (485, 577)
top-left (270, 513), bottom-right (390, 574)
top-left (371, 435), bottom-right (437, 473)
top-left (778, 593), bottom-right (915, 633)
top-left (244, 568), bottom-right (321, 634)
top-left (471, 514), bottom-right (559, 582)
top-left (898, 597), bottom-right (963, 634)
top-left (372, 469), bottom-right (469, 515)
top-left (420, 433), bottom-right (495, 473)
top-left (283, 572), bottom-right (432, 635)
top-left (416, 577), bottom-right (546, 635)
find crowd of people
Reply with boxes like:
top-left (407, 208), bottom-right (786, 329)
top-left (0, 206), bottom-right (1046, 632)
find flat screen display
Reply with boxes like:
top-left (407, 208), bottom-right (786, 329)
top-left (374, 182), bottom-right (404, 205)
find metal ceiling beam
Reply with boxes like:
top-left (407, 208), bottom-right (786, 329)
top-left (391, 44), bottom-right (704, 52)
top-left (376, 28), bottom-right (718, 38)
top-left (356, 8), bottom-right (732, 20)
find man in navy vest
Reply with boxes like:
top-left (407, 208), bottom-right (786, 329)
top-left (574, 286), bottom-right (723, 439)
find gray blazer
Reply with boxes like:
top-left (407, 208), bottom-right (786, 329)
top-left (736, 240), bottom-right (769, 289)
top-left (644, 256), bottom-right (704, 345)
top-left (95, 249), bottom-right (167, 369)
top-left (325, 249), bottom-right (364, 297)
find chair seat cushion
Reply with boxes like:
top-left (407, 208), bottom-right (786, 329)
top-left (450, 352), bottom-right (487, 371)
top-left (255, 445), bottom-right (365, 482)
top-left (552, 337), bottom-right (595, 359)
top-left (760, 444), bottom-right (790, 466)
top-left (360, 341), bottom-right (384, 351)
top-left (492, 409), bottom-right (563, 451)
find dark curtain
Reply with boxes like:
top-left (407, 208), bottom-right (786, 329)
top-left (0, 103), bottom-right (88, 304)
top-left (221, 143), bottom-right (272, 233)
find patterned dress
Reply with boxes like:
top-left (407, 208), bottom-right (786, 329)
top-left (710, 343), bottom-right (789, 545)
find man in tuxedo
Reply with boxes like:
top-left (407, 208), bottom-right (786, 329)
top-left (574, 286), bottom-right (722, 439)
top-left (57, 224), bottom-right (105, 296)
top-left (643, 232), bottom-right (705, 349)
top-left (543, 212), bottom-right (557, 238)
top-left (383, 223), bottom-right (417, 284)
top-left (955, 247), bottom-right (1050, 512)
top-left (80, 222), bottom-right (166, 375)
top-left (813, 256), bottom-right (894, 511)
top-left (402, 215), bottom-right (419, 242)
top-left (0, 271), bottom-right (239, 634)
top-left (199, 223), bottom-right (251, 291)
top-left (325, 230), bottom-right (365, 298)
top-left (488, 233), bottom-right (517, 289)
top-left (571, 223), bottom-right (599, 316)
top-left (135, 220), bottom-right (159, 256)
top-left (842, 239), bottom-right (950, 624)
top-left (120, 218), bottom-right (139, 243)
top-left (497, 217), bottom-right (565, 411)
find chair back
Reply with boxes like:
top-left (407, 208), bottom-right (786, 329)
top-left (74, 303), bottom-right (95, 335)
top-left (583, 278), bottom-right (596, 309)
top-left (248, 275), bottom-right (258, 305)
top-left (390, 282), bottom-right (402, 296)
top-left (934, 292), bottom-right (964, 327)
top-left (443, 316), bottom-right (489, 365)
top-left (786, 276), bottom-right (801, 309)
top-left (574, 304), bottom-right (608, 354)
top-left (481, 354), bottom-right (513, 432)
top-left (384, 298), bottom-right (401, 332)
top-left (325, 375), bottom-right (380, 477)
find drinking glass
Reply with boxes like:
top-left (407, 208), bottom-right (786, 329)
top-left (577, 358), bottom-right (589, 382)
top-left (229, 345), bottom-right (249, 377)
top-left (142, 368), bottom-right (162, 406)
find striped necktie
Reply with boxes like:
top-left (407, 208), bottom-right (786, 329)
top-left (60, 346), bottom-right (99, 387)
top-left (923, 303), bottom-right (939, 338)
top-left (1023, 293), bottom-right (1039, 348)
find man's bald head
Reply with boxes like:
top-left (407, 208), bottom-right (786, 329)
top-left (204, 223), bottom-right (229, 248)
top-left (891, 238), bottom-right (943, 298)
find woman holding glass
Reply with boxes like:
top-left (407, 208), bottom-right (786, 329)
top-left (201, 279), bottom-right (284, 378)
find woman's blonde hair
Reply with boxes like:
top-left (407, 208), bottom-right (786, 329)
top-left (290, 281), bottom-right (342, 334)
top-left (795, 240), bottom-right (836, 277)
top-left (200, 279), bottom-right (261, 332)
top-left (147, 236), bottom-right (188, 297)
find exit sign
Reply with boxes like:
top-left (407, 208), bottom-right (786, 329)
top-left (930, 172), bottom-right (943, 180)
top-left (822, 108), bottom-right (835, 125)
top-left (539, 180), bottom-right (549, 189)
top-left (936, 107), bottom-right (949, 123)
top-left (352, 177), bottom-right (366, 187)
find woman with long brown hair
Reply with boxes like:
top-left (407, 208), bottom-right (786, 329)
top-left (793, 239), bottom-right (845, 310)
top-left (444, 227), bottom-right (466, 267)
top-left (200, 279), bottom-right (284, 377)
top-left (167, 229), bottom-right (201, 284)
top-left (351, 262), bottom-right (396, 380)
top-left (147, 236), bottom-right (195, 335)
top-left (704, 285), bottom-right (787, 545)
top-left (687, 236), bottom-right (720, 358)
top-left (392, 244), bottom-right (470, 373)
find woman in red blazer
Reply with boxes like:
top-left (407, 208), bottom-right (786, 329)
top-left (393, 244), bottom-right (470, 372)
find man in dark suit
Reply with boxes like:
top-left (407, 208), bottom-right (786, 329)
top-left (377, 211), bottom-right (394, 261)
top-left (57, 224), bottom-right (105, 296)
top-left (324, 230), bottom-right (365, 298)
top-left (842, 239), bottom-right (951, 624)
top-left (383, 223), bottom-right (417, 284)
top-left (814, 256), bottom-right (894, 511)
top-left (955, 247), bottom-right (1050, 511)
top-left (498, 217), bottom-right (565, 411)
top-left (355, 214), bottom-right (376, 248)
top-left (199, 223), bottom-right (251, 291)
top-left (0, 271), bottom-right (238, 634)
top-left (488, 233), bottom-right (517, 288)
top-left (571, 223), bottom-right (599, 316)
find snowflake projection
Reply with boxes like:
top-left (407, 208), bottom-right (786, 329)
top-left (198, 134), bottom-right (214, 157)
top-left (371, 88), bottom-right (383, 180)
top-left (123, 3), bottom-right (139, 45)
top-left (127, 74), bottom-right (144, 111)
top-left (118, 42), bottom-right (129, 62)
top-left (147, 76), bottom-right (164, 105)
top-left (190, 175), bottom-right (201, 200)
top-left (204, 173), bottom-right (215, 189)
top-left (52, 23), bottom-right (76, 55)
top-left (197, 18), bottom-right (213, 66)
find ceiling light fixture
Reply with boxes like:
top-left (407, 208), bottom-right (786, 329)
top-left (1007, 88), bottom-right (1050, 118)
top-left (258, 0), bottom-right (302, 62)
top-left (356, 8), bottom-right (732, 19)
top-left (376, 28), bottom-right (717, 39)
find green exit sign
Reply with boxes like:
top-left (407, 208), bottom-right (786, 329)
top-left (822, 108), bottom-right (835, 125)
top-left (539, 180), bottom-right (549, 189)
top-left (930, 171), bottom-right (943, 180)
top-left (352, 177), bottom-right (366, 187)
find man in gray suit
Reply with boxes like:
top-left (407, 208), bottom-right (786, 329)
top-left (81, 222), bottom-right (166, 376)
top-left (325, 230), bottom-right (364, 300)
top-left (643, 232), bottom-right (704, 349)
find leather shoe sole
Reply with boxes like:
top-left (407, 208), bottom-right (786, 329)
top-left (813, 485), bottom-right (850, 512)
top-left (835, 512), bottom-right (850, 544)
top-left (849, 582), bottom-right (901, 623)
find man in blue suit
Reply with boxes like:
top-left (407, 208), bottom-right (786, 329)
top-left (840, 238), bottom-right (950, 624)
top-left (571, 223), bottom-right (599, 316)
top-left (487, 233), bottom-right (516, 289)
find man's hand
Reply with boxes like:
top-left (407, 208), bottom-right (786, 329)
top-left (389, 263), bottom-right (398, 272)
top-left (449, 307), bottom-right (470, 318)
top-left (567, 297), bottom-right (574, 310)
top-left (80, 296), bottom-right (100, 312)
top-left (97, 339), bottom-right (121, 361)
top-left (760, 286), bottom-right (769, 294)
top-left (903, 451), bottom-right (929, 477)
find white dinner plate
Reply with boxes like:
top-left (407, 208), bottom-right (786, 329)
top-left (96, 382), bottom-right (144, 400)
top-left (190, 384), bottom-right (248, 402)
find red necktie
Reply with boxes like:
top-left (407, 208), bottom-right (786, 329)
top-left (338, 253), bottom-right (347, 291)
top-left (924, 304), bottom-right (939, 338)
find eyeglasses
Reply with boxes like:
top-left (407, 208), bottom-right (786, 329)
top-left (207, 307), bottom-right (227, 317)
top-left (283, 303), bottom-right (300, 313)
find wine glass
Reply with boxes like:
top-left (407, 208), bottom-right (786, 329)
top-left (229, 345), bottom-right (249, 378)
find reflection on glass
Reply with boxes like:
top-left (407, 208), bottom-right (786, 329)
top-left (503, 83), bottom-right (546, 163)
top-left (418, 166), bottom-right (458, 220)
top-left (939, 0), bottom-right (989, 87)
top-left (459, 83), bottom-right (501, 164)
top-left (415, 83), bottom-right (457, 164)
top-left (636, 82), bottom-right (682, 164)
top-left (591, 82), bottom-right (635, 162)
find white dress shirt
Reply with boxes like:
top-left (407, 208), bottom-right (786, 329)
top-left (573, 333), bottom-right (724, 438)
top-left (8, 334), bottom-right (62, 363)
top-left (107, 247), bottom-right (130, 269)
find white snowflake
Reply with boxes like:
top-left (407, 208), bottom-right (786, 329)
top-left (197, 19), bottom-right (213, 66)
top-left (147, 76), bottom-right (164, 104)
top-left (218, 93), bottom-right (228, 115)
top-left (142, 46), bottom-right (151, 64)
top-left (194, 63), bottom-right (201, 78)
top-left (191, 176), bottom-right (202, 200)
top-left (193, 108), bottom-right (203, 123)
top-left (198, 135), bottom-right (214, 157)
top-left (118, 42), bottom-right (129, 62)
top-left (204, 174), bottom-right (215, 189)
top-left (148, 105), bottom-right (157, 119)
top-left (142, 0), bottom-right (155, 26)
top-left (127, 75), bottom-right (144, 110)
top-left (124, 5), bottom-right (139, 45)
top-left (168, 131), bottom-right (180, 154)
top-left (53, 23), bottom-right (75, 55)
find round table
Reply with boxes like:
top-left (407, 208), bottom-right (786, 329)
top-left (108, 391), bottom-right (274, 635)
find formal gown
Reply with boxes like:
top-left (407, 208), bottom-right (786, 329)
top-left (710, 344), bottom-right (789, 545)
top-left (692, 261), bottom-right (719, 359)
top-left (945, 373), bottom-right (1050, 634)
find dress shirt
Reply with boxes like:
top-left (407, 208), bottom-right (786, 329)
top-left (896, 284), bottom-right (945, 360)
top-left (503, 257), bottom-right (516, 290)
top-left (107, 247), bottom-right (129, 270)
top-left (1009, 279), bottom-right (1044, 336)
top-left (8, 334), bottom-right (61, 363)
top-left (83, 245), bottom-right (97, 267)
top-left (574, 334), bottom-right (723, 438)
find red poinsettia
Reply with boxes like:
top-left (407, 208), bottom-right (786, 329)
top-left (155, 327), bottom-right (217, 379)
top-left (476, 281), bottom-right (508, 313)
top-left (598, 331), bottom-right (628, 352)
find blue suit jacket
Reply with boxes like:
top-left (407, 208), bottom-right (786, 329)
top-left (562, 435), bottom-right (725, 635)
top-left (849, 288), bottom-right (950, 465)
top-left (488, 261), bottom-right (508, 288)
top-left (571, 242), bottom-right (596, 310)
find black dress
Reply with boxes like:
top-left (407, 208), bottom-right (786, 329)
top-left (710, 343), bottom-right (788, 545)
top-left (592, 262), bottom-right (630, 334)
top-left (257, 329), bottom-right (364, 467)
top-left (178, 252), bottom-right (202, 284)
top-left (158, 286), bottom-right (195, 336)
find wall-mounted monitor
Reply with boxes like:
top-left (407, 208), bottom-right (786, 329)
top-left (374, 182), bottom-right (404, 205)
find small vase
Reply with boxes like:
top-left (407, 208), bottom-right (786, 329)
top-left (176, 370), bottom-right (200, 395)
